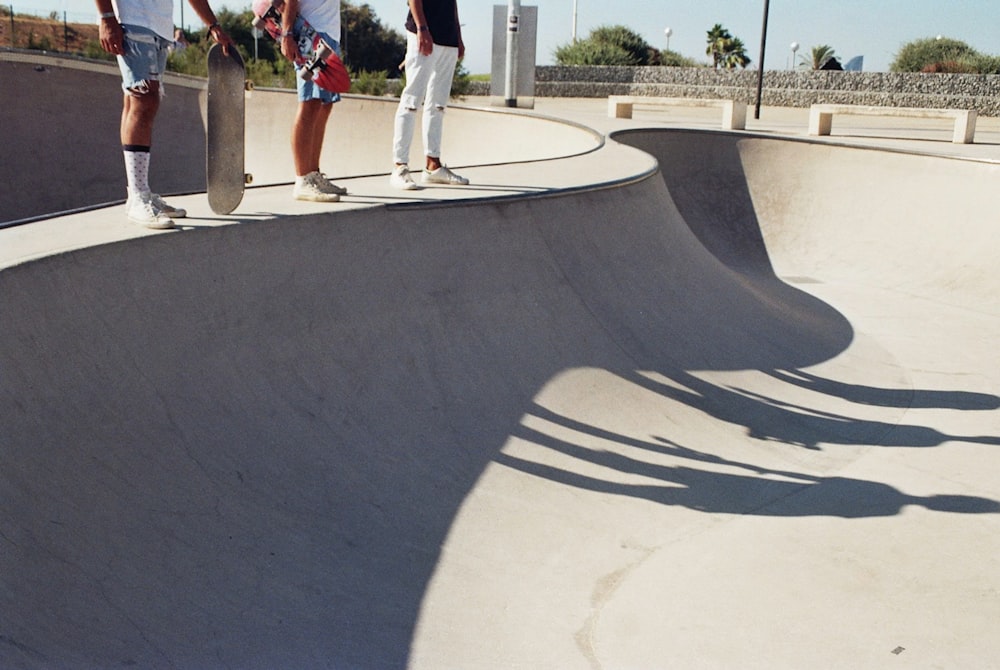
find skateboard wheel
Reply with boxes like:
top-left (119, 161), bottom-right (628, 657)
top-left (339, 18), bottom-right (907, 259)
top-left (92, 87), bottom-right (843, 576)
top-left (244, 79), bottom-right (254, 91)
top-left (244, 173), bottom-right (253, 185)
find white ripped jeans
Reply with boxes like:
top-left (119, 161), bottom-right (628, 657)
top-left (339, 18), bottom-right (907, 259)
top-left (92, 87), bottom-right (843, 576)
top-left (392, 32), bottom-right (459, 165)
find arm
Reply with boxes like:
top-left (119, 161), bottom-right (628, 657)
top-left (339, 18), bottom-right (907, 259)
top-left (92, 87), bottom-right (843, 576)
top-left (408, 0), bottom-right (433, 56)
top-left (186, 0), bottom-right (235, 54)
top-left (94, 0), bottom-right (123, 55)
top-left (454, 0), bottom-right (464, 59)
top-left (279, 0), bottom-right (302, 62)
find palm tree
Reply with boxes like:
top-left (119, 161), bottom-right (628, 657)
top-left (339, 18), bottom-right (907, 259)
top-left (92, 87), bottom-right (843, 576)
top-left (705, 23), bottom-right (732, 68)
top-left (706, 23), bottom-right (751, 69)
top-left (801, 44), bottom-right (837, 70)
top-left (722, 37), bottom-right (751, 69)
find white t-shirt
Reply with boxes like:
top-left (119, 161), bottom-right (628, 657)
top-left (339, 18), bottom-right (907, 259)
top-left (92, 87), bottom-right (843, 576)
top-left (298, 0), bottom-right (340, 40)
top-left (111, 0), bottom-right (174, 41)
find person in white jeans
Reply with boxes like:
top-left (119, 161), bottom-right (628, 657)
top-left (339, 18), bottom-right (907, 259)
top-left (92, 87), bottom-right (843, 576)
top-left (390, 0), bottom-right (469, 189)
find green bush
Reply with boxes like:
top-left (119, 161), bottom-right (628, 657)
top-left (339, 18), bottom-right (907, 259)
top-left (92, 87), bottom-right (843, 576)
top-left (658, 49), bottom-right (700, 68)
top-left (967, 54), bottom-right (1000, 74)
top-left (555, 40), bottom-right (638, 66)
top-left (167, 39), bottom-right (212, 78)
top-left (82, 39), bottom-right (115, 61)
top-left (350, 69), bottom-right (388, 95)
top-left (26, 32), bottom-right (54, 51)
top-left (891, 37), bottom-right (979, 72)
top-left (588, 25), bottom-right (654, 65)
top-left (555, 24), bottom-right (656, 66)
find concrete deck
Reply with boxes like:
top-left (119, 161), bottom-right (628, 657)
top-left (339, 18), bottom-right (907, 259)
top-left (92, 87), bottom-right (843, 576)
top-left (2, 53), bottom-right (1000, 669)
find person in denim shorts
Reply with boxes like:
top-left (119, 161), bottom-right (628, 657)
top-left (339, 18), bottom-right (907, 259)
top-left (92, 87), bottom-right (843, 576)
top-left (96, 0), bottom-right (234, 228)
top-left (276, 0), bottom-right (346, 202)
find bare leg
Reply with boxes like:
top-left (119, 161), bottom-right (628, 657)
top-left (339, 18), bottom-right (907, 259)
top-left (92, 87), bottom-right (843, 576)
top-left (120, 82), bottom-right (160, 146)
top-left (292, 100), bottom-right (333, 176)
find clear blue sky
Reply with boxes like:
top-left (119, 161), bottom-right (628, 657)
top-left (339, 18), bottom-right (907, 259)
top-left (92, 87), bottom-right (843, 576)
top-left (32, 0), bottom-right (1000, 74)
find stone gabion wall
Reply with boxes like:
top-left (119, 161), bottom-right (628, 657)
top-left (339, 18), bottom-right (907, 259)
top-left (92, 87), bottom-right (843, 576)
top-left (532, 66), bottom-right (1000, 117)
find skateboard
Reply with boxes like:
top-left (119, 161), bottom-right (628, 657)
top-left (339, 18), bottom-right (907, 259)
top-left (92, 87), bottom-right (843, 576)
top-left (252, 0), bottom-right (350, 94)
top-left (206, 43), bottom-right (253, 215)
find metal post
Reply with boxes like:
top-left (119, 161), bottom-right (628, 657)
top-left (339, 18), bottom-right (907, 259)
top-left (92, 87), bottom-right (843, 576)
top-left (504, 0), bottom-right (520, 107)
top-left (63, 10), bottom-right (68, 51)
top-left (572, 0), bottom-right (577, 42)
top-left (754, 0), bottom-right (769, 119)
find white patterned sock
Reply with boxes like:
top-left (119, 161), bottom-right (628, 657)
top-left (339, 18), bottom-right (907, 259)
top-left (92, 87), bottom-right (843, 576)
top-left (123, 145), bottom-right (151, 195)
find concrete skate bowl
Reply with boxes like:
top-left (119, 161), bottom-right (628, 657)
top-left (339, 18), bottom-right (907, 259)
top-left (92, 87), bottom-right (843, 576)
top-left (3, 127), bottom-right (1000, 669)
top-left (0, 49), bottom-right (600, 224)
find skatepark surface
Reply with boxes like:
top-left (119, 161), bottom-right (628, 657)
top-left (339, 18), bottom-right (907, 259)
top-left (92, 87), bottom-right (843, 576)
top-left (2, 52), bottom-right (1000, 668)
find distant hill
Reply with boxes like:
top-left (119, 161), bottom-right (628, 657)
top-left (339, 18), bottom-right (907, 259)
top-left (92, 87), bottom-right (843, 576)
top-left (1, 14), bottom-right (101, 54)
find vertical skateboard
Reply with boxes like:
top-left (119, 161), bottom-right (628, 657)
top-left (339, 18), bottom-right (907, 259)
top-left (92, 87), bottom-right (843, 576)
top-left (206, 44), bottom-right (253, 215)
top-left (252, 0), bottom-right (351, 94)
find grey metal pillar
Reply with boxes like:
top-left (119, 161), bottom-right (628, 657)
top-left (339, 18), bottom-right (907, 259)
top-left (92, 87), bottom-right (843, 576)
top-left (504, 0), bottom-right (520, 107)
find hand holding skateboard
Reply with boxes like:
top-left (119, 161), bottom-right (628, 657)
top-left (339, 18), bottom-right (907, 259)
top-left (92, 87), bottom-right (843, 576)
top-left (252, 0), bottom-right (350, 94)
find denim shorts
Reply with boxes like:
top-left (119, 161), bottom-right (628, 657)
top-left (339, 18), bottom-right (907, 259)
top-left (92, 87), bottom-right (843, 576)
top-left (295, 32), bottom-right (342, 104)
top-left (117, 24), bottom-right (170, 95)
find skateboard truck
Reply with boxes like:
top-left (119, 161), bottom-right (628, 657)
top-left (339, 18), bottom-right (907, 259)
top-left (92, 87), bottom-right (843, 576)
top-left (300, 41), bottom-right (333, 82)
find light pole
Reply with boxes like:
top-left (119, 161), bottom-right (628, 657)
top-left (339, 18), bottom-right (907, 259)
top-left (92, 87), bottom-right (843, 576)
top-left (664, 27), bottom-right (672, 52)
top-left (572, 0), bottom-right (578, 42)
top-left (753, 0), bottom-right (770, 119)
top-left (504, 0), bottom-right (520, 108)
top-left (790, 41), bottom-right (799, 70)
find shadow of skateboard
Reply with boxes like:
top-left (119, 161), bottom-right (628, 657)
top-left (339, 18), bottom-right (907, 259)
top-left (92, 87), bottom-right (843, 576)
top-left (207, 44), bottom-right (252, 215)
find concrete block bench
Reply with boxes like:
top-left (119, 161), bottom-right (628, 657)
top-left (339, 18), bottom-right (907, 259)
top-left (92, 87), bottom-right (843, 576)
top-left (808, 103), bottom-right (977, 144)
top-left (608, 95), bottom-right (747, 130)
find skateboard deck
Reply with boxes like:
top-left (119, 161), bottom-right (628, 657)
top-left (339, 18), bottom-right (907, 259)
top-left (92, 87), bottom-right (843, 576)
top-left (252, 0), bottom-right (350, 94)
top-left (206, 43), bottom-right (251, 215)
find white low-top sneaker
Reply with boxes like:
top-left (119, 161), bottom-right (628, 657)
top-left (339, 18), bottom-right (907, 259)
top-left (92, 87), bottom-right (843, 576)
top-left (389, 164), bottom-right (419, 190)
top-left (422, 165), bottom-right (469, 185)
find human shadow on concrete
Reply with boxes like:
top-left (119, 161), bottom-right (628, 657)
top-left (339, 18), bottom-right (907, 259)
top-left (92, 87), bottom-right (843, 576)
top-left (0, 177), bottom-right (854, 668)
top-left (625, 367), bottom-right (1000, 451)
top-left (4, 128), bottom-right (994, 669)
top-left (500, 387), bottom-right (1000, 519)
top-left (497, 443), bottom-right (1000, 518)
top-left (768, 368), bottom-right (1000, 410)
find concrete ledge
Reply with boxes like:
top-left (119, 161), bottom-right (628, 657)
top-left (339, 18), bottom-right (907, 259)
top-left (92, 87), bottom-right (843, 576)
top-left (608, 95), bottom-right (747, 130)
top-left (808, 103), bottom-right (978, 143)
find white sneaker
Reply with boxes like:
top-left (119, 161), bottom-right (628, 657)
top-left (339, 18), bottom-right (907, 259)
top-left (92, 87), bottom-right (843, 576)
top-left (422, 165), bottom-right (469, 186)
top-left (293, 171), bottom-right (341, 202)
top-left (150, 193), bottom-right (187, 218)
top-left (318, 173), bottom-right (348, 196)
top-left (128, 189), bottom-right (186, 219)
top-left (389, 164), bottom-right (419, 190)
top-left (126, 191), bottom-right (176, 229)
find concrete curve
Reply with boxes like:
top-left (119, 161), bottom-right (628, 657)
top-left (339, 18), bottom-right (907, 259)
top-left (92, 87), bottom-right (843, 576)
top-left (0, 50), bottom-right (602, 224)
top-left (2, 58), bottom-right (1000, 669)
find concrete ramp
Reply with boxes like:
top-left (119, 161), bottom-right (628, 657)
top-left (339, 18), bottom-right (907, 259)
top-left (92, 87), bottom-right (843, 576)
top-left (2, 128), bottom-right (1000, 668)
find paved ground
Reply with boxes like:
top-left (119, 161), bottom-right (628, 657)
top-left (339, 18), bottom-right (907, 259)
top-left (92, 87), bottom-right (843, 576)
top-left (2, 79), bottom-right (1000, 669)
